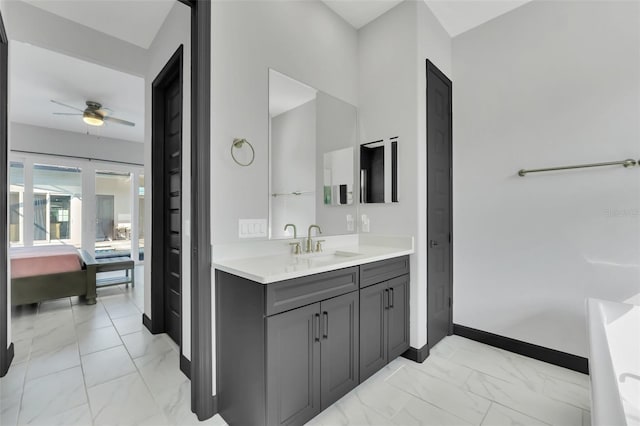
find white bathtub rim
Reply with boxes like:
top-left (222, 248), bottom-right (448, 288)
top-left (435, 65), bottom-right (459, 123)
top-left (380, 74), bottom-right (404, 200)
top-left (587, 298), bottom-right (640, 426)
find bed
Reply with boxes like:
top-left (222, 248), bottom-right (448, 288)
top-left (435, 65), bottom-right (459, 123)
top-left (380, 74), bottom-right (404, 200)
top-left (10, 245), bottom-right (98, 306)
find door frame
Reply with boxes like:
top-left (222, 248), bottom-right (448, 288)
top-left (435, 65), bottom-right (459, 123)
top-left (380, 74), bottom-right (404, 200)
top-left (149, 43), bottom-right (183, 343)
top-left (0, 8), bottom-right (12, 378)
top-left (426, 59), bottom-right (453, 349)
top-left (0, 1), bottom-right (213, 419)
top-left (159, 0), bottom-right (213, 419)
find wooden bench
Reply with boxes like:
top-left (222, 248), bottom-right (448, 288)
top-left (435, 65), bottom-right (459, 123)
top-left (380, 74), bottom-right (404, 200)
top-left (95, 256), bottom-right (135, 289)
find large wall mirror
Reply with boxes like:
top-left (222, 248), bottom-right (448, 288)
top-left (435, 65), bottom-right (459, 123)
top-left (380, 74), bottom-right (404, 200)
top-left (269, 69), bottom-right (358, 239)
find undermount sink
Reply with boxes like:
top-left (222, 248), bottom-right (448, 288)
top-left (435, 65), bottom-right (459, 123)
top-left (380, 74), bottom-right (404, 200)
top-left (298, 250), bottom-right (361, 260)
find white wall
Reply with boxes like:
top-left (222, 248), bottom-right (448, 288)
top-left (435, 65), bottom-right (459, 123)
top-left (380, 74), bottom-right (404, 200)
top-left (144, 1), bottom-right (191, 359)
top-left (2, 0), bottom-right (147, 77)
top-left (453, 0), bottom-right (640, 357)
top-left (270, 100), bottom-right (316, 239)
top-left (358, 0), bottom-right (451, 350)
top-left (211, 0), bottom-right (358, 245)
top-left (10, 122), bottom-right (143, 165)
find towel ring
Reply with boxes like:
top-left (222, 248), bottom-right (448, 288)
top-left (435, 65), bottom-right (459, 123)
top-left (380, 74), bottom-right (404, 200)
top-left (231, 138), bottom-right (255, 167)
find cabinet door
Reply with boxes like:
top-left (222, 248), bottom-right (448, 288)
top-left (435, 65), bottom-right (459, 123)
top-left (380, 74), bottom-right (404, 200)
top-left (320, 291), bottom-right (359, 410)
top-left (387, 275), bottom-right (410, 361)
top-left (266, 303), bottom-right (321, 426)
top-left (359, 281), bottom-right (388, 382)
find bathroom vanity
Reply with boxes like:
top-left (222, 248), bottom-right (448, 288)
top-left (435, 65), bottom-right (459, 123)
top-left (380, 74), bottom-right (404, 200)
top-left (214, 240), bottom-right (412, 426)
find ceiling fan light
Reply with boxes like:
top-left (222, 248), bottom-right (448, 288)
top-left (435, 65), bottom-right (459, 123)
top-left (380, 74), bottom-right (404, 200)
top-left (83, 111), bottom-right (104, 127)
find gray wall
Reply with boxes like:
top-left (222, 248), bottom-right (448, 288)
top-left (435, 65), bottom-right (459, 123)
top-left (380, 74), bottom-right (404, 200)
top-left (143, 1), bottom-right (191, 359)
top-left (358, 0), bottom-right (452, 350)
top-left (452, 0), bottom-right (640, 357)
top-left (10, 122), bottom-right (143, 164)
top-left (271, 100), bottom-right (316, 238)
top-left (211, 0), bottom-right (358, 245)
top-left (0, 0), bottom-right (147, 77)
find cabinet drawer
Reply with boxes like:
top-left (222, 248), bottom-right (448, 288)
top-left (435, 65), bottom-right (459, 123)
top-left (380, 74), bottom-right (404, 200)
top-left (359, 256), bottom-right (409, 288)
top-left (265, 267), bottom-right (359, 316)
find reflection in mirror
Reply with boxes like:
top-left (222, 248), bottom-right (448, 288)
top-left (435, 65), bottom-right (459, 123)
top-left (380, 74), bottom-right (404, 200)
top-left (324, 147), bottom-right (354, 206)
top-left (360, 138), bottom-right (398, 203)
top-left (269, 69), bottom-right (358, 239)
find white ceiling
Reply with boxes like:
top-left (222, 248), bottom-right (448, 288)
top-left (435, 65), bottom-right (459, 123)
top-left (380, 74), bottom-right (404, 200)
top-left (10, 41), bottom-right (145, 143)
top-left (322, 0), bottom-right (404, 29)
top-left (269, 70), bottom-right (318, 117)
top-left (425, 0), bottom-right (533, 37)
top-left (20, 0), bottom-right (175, 49)
top-left (321, 0), bottom-right (533, 36)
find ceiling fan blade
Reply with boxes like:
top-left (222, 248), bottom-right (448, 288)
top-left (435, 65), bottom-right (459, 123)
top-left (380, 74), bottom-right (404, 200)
top-left (103, 116), bottom-right (136, 127)
top-left (50, 100), bottom-right (84, 112)
top-left (53, 112), bottom-right (82, 116)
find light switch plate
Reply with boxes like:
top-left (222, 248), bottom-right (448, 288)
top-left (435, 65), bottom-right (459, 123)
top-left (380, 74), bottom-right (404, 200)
top-left (361, 214), bottom-right (370, 233)
top-left (346, 214), bottom-right (354, 231)
top-left (239, 219), bottom-right (267, 238)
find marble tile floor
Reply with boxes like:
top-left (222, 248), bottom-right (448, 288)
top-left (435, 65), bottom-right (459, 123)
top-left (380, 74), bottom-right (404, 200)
top-left (1, 266), bottom-right (227, 426)
top-left (2, 264), bottom-right (590, 426)
top-left (307, 335), bottom-right (591, 426)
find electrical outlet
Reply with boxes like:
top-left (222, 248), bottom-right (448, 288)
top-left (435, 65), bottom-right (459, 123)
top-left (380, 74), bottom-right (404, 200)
top-left (239, 219), bottom-right (267, 238)
top-left (361, 214), bottom-right (370, 233)
top-left (346, 214), bottom-right (354, 231)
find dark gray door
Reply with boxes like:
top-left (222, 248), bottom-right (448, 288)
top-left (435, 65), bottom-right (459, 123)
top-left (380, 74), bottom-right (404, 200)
top-left (359, 281), bottom-right (388, 382)
top-left (0, 9), bottom-right (9, 377)
top-left (426, 60), bottom-right (453, 349)
top-left (266, 303), bottom-right (321, 426)
top-left (96, 195), bottom-right (114, 241)
top-left (320, 291), bottom-right (359, 409)
top-left (164, 73), bottom-right (182, 345)
top-left (387, 275), bottom-right (410, 360)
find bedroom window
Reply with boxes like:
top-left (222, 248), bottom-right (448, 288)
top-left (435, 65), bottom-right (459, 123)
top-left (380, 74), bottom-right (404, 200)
top-left (9, 161), bottom-right (24, 246)
top-left (138, 174), bottom-right (144, 261)
top-left (33, 194), bottom-right (47, 241)
top-left (33, 163), bottom-right (82, 246)
top-left (50, 195), bottom-right (71, 240)
top-left (95, 170), bottom-right (132, 258)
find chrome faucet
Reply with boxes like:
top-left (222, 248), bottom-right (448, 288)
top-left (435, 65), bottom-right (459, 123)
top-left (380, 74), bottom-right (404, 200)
top-left (306, 224), bottom-right (322, 253)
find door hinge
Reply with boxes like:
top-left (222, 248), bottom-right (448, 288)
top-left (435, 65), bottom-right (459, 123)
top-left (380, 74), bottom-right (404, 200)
top-left (448, 232), bottom-right (451, 243)
top-left (449, 297), bottom-right (452, 308)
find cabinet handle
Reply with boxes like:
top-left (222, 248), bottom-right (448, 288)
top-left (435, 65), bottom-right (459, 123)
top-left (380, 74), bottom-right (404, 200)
top-left (384, 289), bottom-right (389, 310)
top-left (323, 311), bottom-right (328, 339)
top-left (389, 287), bottom-right (395, 308)
top-left (314, 313), bottom-right (320, 342)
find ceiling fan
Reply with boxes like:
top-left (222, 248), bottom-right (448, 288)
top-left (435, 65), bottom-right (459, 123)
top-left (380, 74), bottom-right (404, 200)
top-left (51, 100), bottom-right (136, 127)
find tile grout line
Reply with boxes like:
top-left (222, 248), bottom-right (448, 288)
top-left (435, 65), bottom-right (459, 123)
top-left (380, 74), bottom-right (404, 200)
top-left (106, 283), bottom-right (173, 425)
top-left (384, 362), bottom-right (491, 425)
top-left (460, 364), bottom-right (585, 425)
top-left (492, 401), bottom-right (553, 426)
top-left (72, 297), bottom-right (99, 425)
top-left (15, 301), bottom-right (79, 426)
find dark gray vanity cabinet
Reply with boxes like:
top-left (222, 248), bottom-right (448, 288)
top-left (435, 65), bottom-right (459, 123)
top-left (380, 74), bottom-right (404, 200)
top-left (217, 267), bottom-right (359, 426)
top-left (217, 255), bottom-right (409, 426)
top-left (359, 259), bottom-right (410, 382)
top-left (266, 302), bottom-right (321, 426)
top-left (319, 290), bottom-right (359, 409)
top-left (265, 290), bottom-right (359, 426)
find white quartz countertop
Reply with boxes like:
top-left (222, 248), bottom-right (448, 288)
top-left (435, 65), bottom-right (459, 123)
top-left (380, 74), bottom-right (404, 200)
top-left (212, 236), bottom-right (414, 284)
